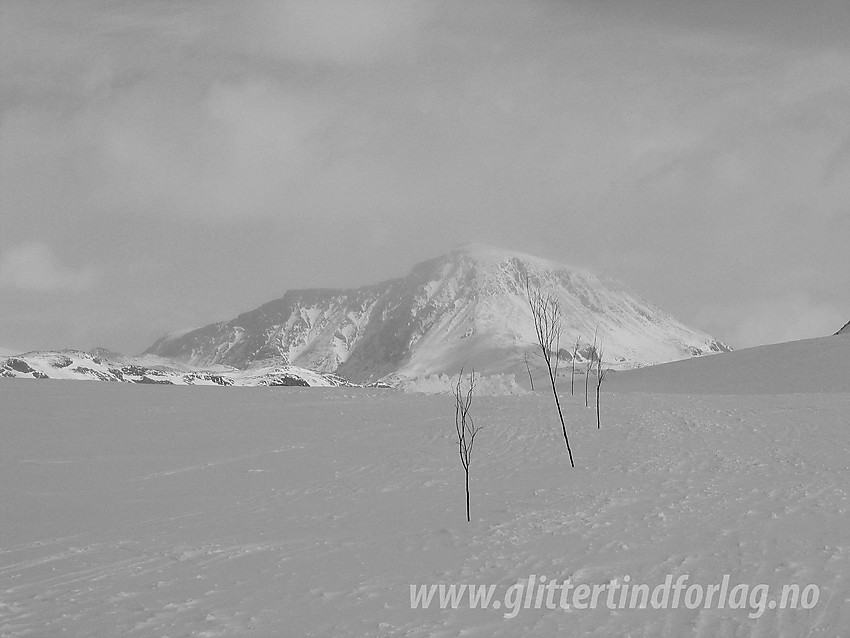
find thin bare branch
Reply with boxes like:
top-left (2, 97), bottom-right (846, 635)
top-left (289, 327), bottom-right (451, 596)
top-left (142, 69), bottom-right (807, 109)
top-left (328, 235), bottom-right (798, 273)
top-left (454, 368), bottom-right (481, 521)
top-left (525, 275), bottom-right (575, 467)
top-left (595, 340), bottom-right (609, 429)
top-left (571, 334), bottom-right (581, 396)
top-left (524, 352), bottom-right (534, 391)
top-left (585, 327), bottom-right (597, 408)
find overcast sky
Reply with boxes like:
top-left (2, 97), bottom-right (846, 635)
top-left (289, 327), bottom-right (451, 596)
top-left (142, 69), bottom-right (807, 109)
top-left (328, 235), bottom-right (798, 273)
top-left (2, 0), bottom-right (849, 356)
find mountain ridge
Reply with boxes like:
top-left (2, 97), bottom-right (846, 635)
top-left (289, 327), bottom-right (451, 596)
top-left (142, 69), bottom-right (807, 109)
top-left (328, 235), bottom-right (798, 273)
top-left (0, 349), bottom-right (358, 387)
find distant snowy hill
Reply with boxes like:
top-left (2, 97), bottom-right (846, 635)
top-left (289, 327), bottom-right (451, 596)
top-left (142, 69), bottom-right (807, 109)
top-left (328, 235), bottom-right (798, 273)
top-left (836, 319), bottom-right (850, 335)
top-left (0, 350), bottom-right (356, 387)
top-left (145, 244), bottom-right (728, 382)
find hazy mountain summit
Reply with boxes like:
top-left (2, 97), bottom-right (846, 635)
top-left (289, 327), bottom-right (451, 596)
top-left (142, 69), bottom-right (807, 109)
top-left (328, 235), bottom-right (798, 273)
top-left (145, 244), bottom-right (728, 382)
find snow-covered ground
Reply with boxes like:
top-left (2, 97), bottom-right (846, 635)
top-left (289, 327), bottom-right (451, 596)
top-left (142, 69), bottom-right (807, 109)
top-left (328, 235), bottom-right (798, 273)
top-left (1, 338), bottom-right (848, 636)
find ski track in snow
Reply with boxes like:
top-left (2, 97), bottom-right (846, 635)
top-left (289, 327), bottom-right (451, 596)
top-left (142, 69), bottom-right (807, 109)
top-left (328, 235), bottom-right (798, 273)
top-left (1, 381), bottom-right (848, 637)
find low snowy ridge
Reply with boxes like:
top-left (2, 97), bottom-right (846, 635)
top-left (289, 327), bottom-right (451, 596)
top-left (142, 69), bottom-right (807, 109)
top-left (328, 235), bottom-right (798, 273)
top-left (0, 350), bottom-right (358, 387)
top-left (146, 244), bottom-right (729, 382)
top-left (606, 335), bottom-right (850, 395)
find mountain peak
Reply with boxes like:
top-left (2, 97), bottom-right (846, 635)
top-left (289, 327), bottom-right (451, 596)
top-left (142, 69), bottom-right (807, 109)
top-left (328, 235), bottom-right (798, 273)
top-left (450, 242), bottom-right (526, 259)
top-left (145, 245), bottom-right (729, 381)
top-left (446, 242), bottom-right (584, 273)
top-left (836, 320), bottom-right (850, 336)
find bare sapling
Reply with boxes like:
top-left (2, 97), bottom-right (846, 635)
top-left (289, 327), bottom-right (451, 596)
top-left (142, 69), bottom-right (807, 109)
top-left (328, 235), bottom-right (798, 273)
top-left (525, 275), bottom-right (575, 467)
top-left (595, 340), bottom-right (609, 429)
top-left (570, 334), bottom-right (581, 396)
top-left (454, 369), bottom-right (482, 522)
top-left (524, 352), bottom-right (534, 391)
top-left (584, 328), bottom-right (597, 408)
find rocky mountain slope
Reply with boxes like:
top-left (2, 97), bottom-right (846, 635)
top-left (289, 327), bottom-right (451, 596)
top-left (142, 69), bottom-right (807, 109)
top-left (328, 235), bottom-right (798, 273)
top-left (836, 320), bottom-right (850, 335)
top-left (146, 244), bottom-right (728, 383)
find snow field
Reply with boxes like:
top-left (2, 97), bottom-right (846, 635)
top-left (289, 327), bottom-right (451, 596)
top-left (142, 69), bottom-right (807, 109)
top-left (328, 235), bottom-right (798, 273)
top-left (1, 379), bottom-right (848, 637)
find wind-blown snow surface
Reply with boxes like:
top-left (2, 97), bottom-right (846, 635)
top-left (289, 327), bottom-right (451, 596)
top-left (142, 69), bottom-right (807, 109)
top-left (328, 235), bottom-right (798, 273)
top-left (2, 346), bottom-right (848, 636)
top-left (145, 244), bottom-right (728, 382)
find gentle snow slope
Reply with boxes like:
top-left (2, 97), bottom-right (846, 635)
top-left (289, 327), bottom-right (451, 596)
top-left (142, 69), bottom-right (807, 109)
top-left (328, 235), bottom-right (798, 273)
top-left (1, 369), bottom-right (848, 636)
top-left (605, 335), bottom-right (850, 394)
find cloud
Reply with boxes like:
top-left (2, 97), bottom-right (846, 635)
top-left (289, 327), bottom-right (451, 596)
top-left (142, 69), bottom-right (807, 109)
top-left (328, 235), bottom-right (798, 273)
top-left (0, 1), bottom-right (431, 225)
top-left (3, 2), bottom-right (849, 231)
top-left (0, 76), bottom-right (327, 222)
top-left (0, 242), bottom-right (97, 293)
top-left (1, 1), bottom-right (849, 353)
top-left (95, 77), bottom-right (327, 220)
top-left (229, 0), bottom-right (428, 66)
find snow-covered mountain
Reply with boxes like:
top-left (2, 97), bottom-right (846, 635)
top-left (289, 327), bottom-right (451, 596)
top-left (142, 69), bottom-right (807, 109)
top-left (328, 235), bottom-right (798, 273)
top-left (0, 350), bottom-right (356, 387)
top-left (145, 244), bottom-right (728, 383)
top-left (836, 320), bottom-right (850, 335)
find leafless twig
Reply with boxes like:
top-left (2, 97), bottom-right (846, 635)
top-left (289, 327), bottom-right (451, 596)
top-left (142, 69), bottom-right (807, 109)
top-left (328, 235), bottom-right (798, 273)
top-left (454, 369), bottom-right (482, 522)
top-left (525, 275), bottom-right (575, 467)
